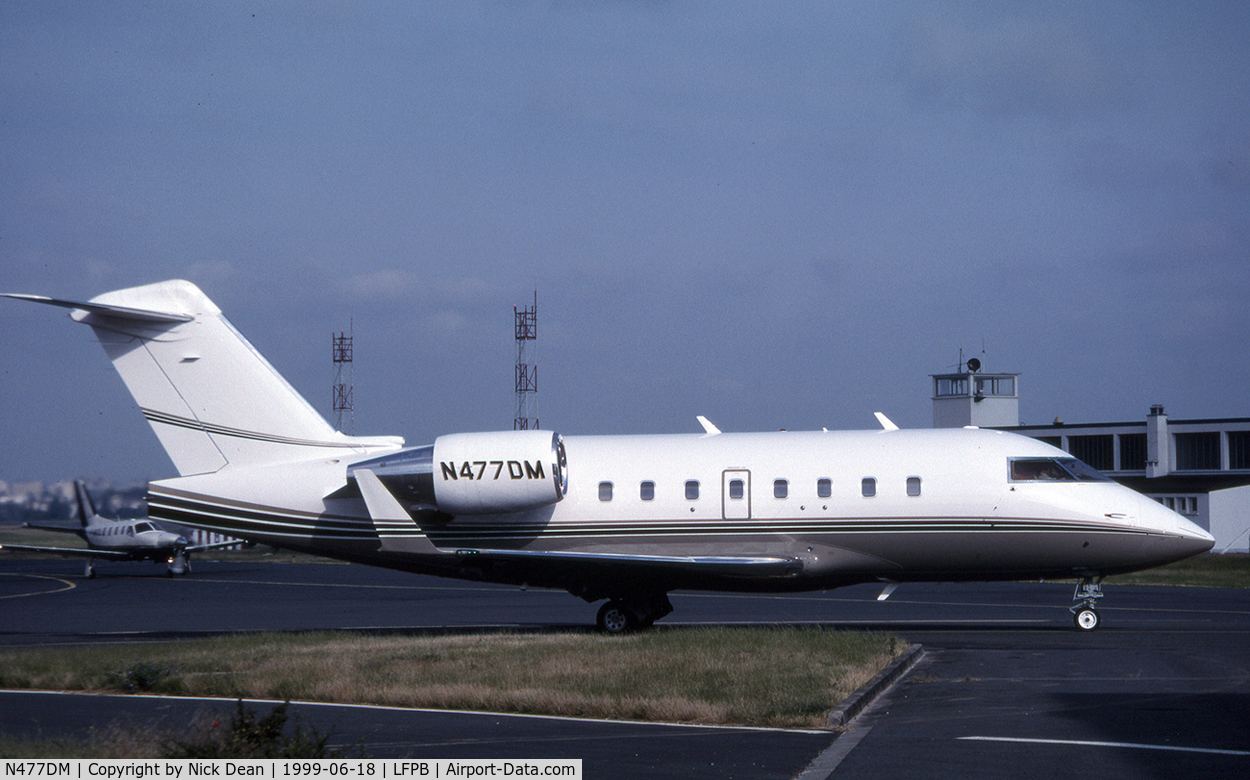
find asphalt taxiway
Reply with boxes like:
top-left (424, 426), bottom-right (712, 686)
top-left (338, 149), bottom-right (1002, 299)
top-left (1, 558), bottom-right (1247, 778)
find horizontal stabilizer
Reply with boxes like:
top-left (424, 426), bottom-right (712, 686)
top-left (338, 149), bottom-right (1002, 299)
top-left (1, 293), bottom-right (194, 323)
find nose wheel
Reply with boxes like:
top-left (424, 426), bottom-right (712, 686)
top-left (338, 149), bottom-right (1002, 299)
top-left (1073, 607), bottom-right (1100, 631)
top-left (1070, 576), bottom-right (1103, 631)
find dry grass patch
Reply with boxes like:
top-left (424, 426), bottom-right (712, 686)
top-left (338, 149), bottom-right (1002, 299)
top-left (0, 627), bottom-right (904, 729)
top-left (1108, 552), bottom-right (1250, 588)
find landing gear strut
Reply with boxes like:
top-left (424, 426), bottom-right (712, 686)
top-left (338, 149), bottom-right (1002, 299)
top-left (1070, 576), bottom-right (1103, 631)
top-left (596, 593), bottom-right (673, 634)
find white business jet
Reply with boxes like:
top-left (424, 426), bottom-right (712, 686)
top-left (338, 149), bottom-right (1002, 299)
top-left (4, 281), bottom-right (1213, 630)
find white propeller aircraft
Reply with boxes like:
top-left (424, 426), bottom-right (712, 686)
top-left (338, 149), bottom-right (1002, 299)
top-left (5, 280), bottom-right (1213, 630)
top-left (0, 480), bottom-right (238, 576)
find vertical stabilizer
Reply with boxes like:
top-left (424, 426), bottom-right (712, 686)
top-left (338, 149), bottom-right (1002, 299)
top-left (6, 280), bottom-right (402, 475)
top-left (73, 480), bottom-right (99, 527)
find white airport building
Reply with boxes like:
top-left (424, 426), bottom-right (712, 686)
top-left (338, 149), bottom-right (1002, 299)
top-left (932, 366), bottom-right (1250, 553)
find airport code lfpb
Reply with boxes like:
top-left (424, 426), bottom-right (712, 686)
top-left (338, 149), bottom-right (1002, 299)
top-left (1, 762), bottom-right (582, 780)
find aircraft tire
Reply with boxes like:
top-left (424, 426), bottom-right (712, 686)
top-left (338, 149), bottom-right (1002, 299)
top-left (597, 601), bottom-right (634, 634)
top-left (1073, 608), bottom-right (1100, 631)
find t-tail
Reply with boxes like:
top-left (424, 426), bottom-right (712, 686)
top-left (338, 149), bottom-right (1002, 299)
top-left (4, 280), bottom-right (403, 476)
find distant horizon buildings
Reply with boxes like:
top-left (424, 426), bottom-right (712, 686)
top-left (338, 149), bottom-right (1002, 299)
top-left (933, 363), bottom-right (1250, 553)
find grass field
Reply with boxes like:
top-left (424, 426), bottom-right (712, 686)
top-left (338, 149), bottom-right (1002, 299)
top-left (0, 627), bottom-right (903, 729)
top-left (1106, 552), bottom-right (1250, 588)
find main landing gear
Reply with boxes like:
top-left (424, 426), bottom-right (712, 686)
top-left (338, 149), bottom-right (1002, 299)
top-left (596, 593), bottom-right (674, 634)
top-left (1070, 576), bottom-right (1103, 631)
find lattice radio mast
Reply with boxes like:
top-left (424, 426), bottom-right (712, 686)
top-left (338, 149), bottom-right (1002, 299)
top-left (514, 292), bottom-right (538, 430)
top-left (332, 321), bottom-right (354, 434)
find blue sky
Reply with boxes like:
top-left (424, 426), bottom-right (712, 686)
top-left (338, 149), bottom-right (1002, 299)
top-left (2, 2), bottom-right (1248, 483)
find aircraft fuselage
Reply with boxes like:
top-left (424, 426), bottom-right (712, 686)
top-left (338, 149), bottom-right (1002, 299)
top-left (146, 427), bottom-right (1211, 600)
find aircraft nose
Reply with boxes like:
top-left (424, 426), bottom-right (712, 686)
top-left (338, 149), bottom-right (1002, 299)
top-left (1175, 516), bottom-right (1215, 555)
top-left (1139, 497), bottom-right (1215, 558)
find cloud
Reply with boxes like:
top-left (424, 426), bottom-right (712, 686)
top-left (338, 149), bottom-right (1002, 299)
top-left (344, 269), bottom-right (426, 303)
top-left (894, 10), bottom-right (1130, 118)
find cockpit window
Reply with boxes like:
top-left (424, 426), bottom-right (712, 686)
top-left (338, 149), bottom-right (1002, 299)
top-left (1009, 458), bottom-right (1112, 482)
top-left (133, 522), bottom-right (156, 534)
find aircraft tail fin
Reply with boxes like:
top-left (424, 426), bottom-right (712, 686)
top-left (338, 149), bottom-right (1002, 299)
top-left (74, 480), bottom-right (99, 527)
top-left (5, 280), bottom-right (402, 476)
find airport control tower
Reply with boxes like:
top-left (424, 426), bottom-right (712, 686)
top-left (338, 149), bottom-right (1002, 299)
top-left (932, 358), bottom-right (1020, 428)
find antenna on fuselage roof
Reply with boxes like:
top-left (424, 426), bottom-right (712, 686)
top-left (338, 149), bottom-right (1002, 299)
top-left (874, 412), bottom-right (899, 431)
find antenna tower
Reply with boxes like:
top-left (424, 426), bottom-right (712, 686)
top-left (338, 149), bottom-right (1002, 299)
top-left (332, 321), bottom-right (354, 434)
top-left (514, 292), bottom-right (538, 430)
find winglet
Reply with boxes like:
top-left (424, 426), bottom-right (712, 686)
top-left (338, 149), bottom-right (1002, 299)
top-left (874, 412), bottom-right (900, 432)
top-left (696, 415), bottom-right (722, 435)
top-left (355, 469), bottom-right (445, 555)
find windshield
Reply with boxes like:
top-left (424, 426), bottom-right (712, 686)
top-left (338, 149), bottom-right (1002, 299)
top-left (1009, 457), bottom-right (1112, 482)
top-left (133, 522), bottom-right (157, 534)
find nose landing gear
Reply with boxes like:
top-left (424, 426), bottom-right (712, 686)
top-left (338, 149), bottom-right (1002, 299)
top-left (1070, 576), bottom-right (1103, 631)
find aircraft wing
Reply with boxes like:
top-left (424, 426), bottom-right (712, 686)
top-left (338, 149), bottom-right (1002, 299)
top-left (448, 547), bottom-right (803, 578)
top-left (0, 543), bottom-right (139, 559)
top-left (355, 468), bottom-right (802, 578)
top-left (185, 539), bottom-right (247, 554)
top-left (22, 523), bottom-right (86, 537)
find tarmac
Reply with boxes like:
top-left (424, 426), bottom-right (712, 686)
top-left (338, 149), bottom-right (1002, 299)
top-left (1, 558), bottom-right (1247, 778)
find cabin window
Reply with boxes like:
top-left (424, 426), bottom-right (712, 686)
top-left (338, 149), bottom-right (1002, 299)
top-left (817, 478), bottom-right (831, 498)
top-left (774, 479), bottom-right (788, 499)
top-left (906, 476), bottom-right (922, 497)
top-left (685, 480), bottom-right (700, 500)
top-left (598, 481), bottom-right (613, 501)
top-left (640, 481), bottom-right (655, 501)
top-left (728, 479), bottom-right (745, 500)
top-left (861, 478), bottom-right (876, 497)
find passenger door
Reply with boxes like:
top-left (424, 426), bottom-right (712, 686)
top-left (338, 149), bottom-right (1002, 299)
top-left (722, 469), bottom-right (751, 520)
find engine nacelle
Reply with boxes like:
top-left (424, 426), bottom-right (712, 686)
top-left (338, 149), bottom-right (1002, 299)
top-left (432, 430), bottom-right (567, 514)
top-left (350, 430), bottom-right (567, 516)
